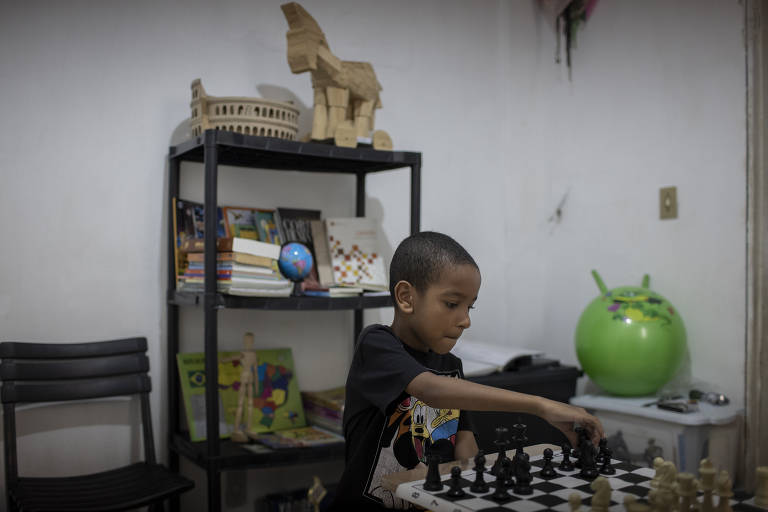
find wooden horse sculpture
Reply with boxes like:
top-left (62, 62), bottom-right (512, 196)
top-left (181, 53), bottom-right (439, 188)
top-left (281, 2), bottom-right (393, 150)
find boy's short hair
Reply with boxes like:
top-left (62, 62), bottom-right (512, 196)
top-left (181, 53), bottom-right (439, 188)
top-left (389, 231), bottom-right (479, 296)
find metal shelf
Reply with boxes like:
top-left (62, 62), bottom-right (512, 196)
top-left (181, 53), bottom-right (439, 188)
top-left (168, 291), bottom-right (392, 310)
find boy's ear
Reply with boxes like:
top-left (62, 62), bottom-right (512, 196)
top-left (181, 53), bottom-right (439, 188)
top-left (393, 280), bottom-right (415, 314)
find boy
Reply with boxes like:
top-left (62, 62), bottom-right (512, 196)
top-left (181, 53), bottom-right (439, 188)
top-left (333, 231), bottom-right (604, 510)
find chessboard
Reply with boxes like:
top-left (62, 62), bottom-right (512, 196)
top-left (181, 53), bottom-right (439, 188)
top-left (392, 447), bottom-right (767, 512)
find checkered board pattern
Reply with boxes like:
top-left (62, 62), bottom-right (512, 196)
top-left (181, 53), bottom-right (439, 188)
top-left (395, 451), bottom-right (765, 512)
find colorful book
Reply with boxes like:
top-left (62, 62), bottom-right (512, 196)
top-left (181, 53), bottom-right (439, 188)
top-left (180, 237), bottom-right (280, 259)
top-left (176, 349), bottom-right (306, 442)
top-left (255, 209), bottom-right (282, 245)
top-left (222, 206), bottom-right (261, 240)
top-left (186, 251), bottom-right (277, 269)
top-left (325, 217), bottom-right (388, 291)
top-left (251, 426), bottom-right (344, 449)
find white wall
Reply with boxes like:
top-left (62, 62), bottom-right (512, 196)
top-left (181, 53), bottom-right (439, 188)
top-left (0, 0), bottom-right (746, 509)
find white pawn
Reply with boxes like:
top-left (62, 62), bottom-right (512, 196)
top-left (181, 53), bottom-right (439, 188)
top-left (756, 466), bottom-right (768, 509)
top-left (699, 458), bottom-right (717, 512)
top-left (569, 492), bottom-right (583, 512)
top-left (676, 472), bottom-right (698, 512)
top-left (716, 470), bottom-right (733, 512)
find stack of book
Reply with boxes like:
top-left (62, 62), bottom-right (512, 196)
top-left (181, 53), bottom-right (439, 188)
top-left (179, 237), bottom-right (292, 297)
top-left (300, 386), bottom-right (345, 435)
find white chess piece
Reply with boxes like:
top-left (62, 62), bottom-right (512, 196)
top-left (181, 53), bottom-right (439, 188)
top-left (569, 492), bottom-right (582, 512)
top-left (590, 476), bottom-right (612, 512)
top-left (699, 458), bottom-right (717, 512)
top-left (715, 470), bottom-right (733, 512)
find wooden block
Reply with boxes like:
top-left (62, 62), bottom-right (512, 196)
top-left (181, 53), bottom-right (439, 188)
top-left (372, 130), bottom-right (393, 151)
top-left (334, 121), bottom-right (356, 147)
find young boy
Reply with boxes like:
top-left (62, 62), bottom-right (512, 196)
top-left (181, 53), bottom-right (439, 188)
top-left (332, 231), bottom-right (604, 510)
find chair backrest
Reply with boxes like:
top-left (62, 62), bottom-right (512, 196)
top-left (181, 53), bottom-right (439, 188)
top-left (0, 337), bottom-right (156, 487)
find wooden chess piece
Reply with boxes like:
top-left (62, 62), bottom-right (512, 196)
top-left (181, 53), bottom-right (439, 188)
top-left (307, 476), bottom-right (327, 512)
top-left (699, 458), bottom-right (717, 512)
top-left (446, 466), bottom-right (466, 498)
top-left (651, 456), bottom-right (665, 489)
top-left (715, 470), bottom-right (733, 512)
top-left (756, 466), bottom-right (768, 508)
top-left (424, 452), bottom-right (443, 491)
top-left (223, 332), bottom-right (258, 442)
top-left (560, 443), bottom-right (575, 471)
top-left (470, 451), bottom-right (489, 493)
top-left (676, 472), bottom-right (698, 512)
top-left (656, 461), bottom-right (679, 512)
top-left (590, 476), bottom-right (612, 512)
top-left (623, 495), bottom-right (651, 512)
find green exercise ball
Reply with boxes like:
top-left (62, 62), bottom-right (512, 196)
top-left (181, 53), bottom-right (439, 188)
top-left (575, 271), bottom-right (687, 396)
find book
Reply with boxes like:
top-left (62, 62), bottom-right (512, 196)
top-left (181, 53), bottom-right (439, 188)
top-left (251, 425), bottom-right (344, 449)
top-left (325, 217), bottom-right (388, 291)
top-left (450, 339), bottom-right (544, 377)
top-left (302, 286), bottom-right (363, 297)
top-left (186, 251), bottom-right (276, 269)
top-left (180, 237), bottom-right (281, 260)
top-left (301, 386), bottom-right (344, 434)
top-left (255, 209), bottom-right (281, 245)
top-left (176, 349), bottom-right (306, 441)
top-left (309, 219), bottom-right (334, 287)
top-left (173, 198), bottom-right (201, 288)
top-left (222, 206), bottom-right (260, 240)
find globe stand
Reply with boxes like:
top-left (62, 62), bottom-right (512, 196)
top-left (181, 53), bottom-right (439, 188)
top-left (291, 280), bottom-right (304, 297)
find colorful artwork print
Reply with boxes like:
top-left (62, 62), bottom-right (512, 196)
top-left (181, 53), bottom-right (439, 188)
top-left (217, 348), bottom-right (306, 432)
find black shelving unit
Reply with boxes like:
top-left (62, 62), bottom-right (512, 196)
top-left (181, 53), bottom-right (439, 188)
top-left (166, 130), bottom-right (421, 511)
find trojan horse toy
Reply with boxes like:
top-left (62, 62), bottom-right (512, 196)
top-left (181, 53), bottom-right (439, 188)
top-left (281, 2), bottom-right (393, 150)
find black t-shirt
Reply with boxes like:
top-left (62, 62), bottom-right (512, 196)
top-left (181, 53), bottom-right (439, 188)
top-left (332, 324), bottom-right (474, 510)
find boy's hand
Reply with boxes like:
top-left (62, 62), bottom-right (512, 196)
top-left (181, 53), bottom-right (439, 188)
top-left (536, 398), bottom-right (604, 447)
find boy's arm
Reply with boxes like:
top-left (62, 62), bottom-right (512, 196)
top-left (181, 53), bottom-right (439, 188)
top-left (406, 371), bottom-right (604, 448)
top-left (454, 430), bottom-right (479, 460)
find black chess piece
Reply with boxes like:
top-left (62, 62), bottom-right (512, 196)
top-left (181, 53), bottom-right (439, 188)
top-left (446, 466), bottom-right (466, 498)
top-left (490, 426), bottom-right (509, 476)
top-left (424, 452), bottom-right (443, 491)
top-left (513, 452), bottom-right (533, 495)
top-left (559, 443), bottom-right (575, 471)
top-left (596, 437), bottom-right (608, 464)
top-left (539, 448), bottom-right (559, 479)
top-left (500, 457), bottom-right (515, 488)
top-left (470, 451), bottom-right (489, 493)
top-left (599, 447), bottom-right (616, 475)
top-left (578, 438), bottom-right (599, 480)
top-left (491, 462), bottom-right (511, 501)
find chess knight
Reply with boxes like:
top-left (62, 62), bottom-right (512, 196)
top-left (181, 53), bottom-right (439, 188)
top-left (281, 2), bottom-right (393, 150)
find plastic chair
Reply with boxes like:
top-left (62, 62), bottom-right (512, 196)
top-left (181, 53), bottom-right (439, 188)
top-left (0, 337), bottom-right (194, 512)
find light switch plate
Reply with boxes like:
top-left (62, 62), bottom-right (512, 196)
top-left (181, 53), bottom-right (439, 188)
top-left (660, 187), bottom-right (678, 220)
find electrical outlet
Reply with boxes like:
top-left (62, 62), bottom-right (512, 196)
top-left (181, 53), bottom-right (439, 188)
top-left (660, 187), bottom-right (678, 220)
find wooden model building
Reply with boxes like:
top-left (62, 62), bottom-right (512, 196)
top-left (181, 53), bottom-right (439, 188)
top-left (281, 2), bottom-right (393, 150)
top-left (189, 79), bottom-right (299, 140)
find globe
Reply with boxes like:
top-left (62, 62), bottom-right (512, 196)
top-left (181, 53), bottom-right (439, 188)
top-left (575, 270), bottom-right (687, 396)
top-left (278, 242), bottom-right (314, 282)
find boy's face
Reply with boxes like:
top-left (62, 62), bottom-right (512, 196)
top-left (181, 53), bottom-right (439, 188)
top-left (408, 263), bottom-right (481, 354)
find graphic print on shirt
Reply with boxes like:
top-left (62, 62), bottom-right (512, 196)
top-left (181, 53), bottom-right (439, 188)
top-left (363, 371), bottom-right (461, 508)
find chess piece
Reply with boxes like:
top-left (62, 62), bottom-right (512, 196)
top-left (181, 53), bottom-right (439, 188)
top-left (676, 472), bottom-right (697, 512)
top-left (222, 332), bottom-right (258, 442)
top-left (715, 470), bottom-right (733, 512)
top-left (540, 448), bottom-right (559, 479)
top-left (569, 492), bottom-right (583, 512)
top-left (560, 443), bottom-right (575, 471)
top-left (699, 458), bottom-right (717, 512)
top-left (590, 476), bottom-right (612, 512)
top-left (623, 495), bottom-right (651, 512)
top-left (491, 463), bottom-right (512, 501)
top-left (650, 457), bottom-right (665, 489)
top-left (307, 476), bottom-right (327, 512)
top-left (513, 452), bottom-right (533, 495)
top-left (470, 451), bottom-right (489, 493)
top-left (490, 426), bottom-right (509, 476)
top-left (500, 457), bottom-right (515, 488)
top-left (578, 436), bottom-right (599, 479)
top-left (446, 466), bottom-right (466, 498)
top-left (596, 438), bottom-right (608, 464)
top-left (599, 447), bottom-right (615, 475)
top-left (756, 466), bottom-right (768, 508)
top-left (657, 461), bottom-right (679, 512)
top-left (424, 452), bottom-right (443, 491)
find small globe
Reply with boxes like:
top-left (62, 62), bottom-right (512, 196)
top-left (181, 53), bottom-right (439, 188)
top-left (575, 271), bottom-right (687, 396)
top-left (278, 242), bottom-right (314, 282)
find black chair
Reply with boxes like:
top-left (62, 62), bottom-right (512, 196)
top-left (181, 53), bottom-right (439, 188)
top-left (0, 337), bottom-right (194, 512)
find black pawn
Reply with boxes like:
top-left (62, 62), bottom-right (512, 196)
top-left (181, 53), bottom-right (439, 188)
top-left (424, 452), bottom-right (443, 491)
top-left (539, 448), bottom-right (559, 479)
top-left (500, 457), bottom-right (515, 488)
top-left (446, 466), bottom-right (466, 498)
top-left (559, 444), bottom-right (575, 471)
top-left (491, 465), bottom-right (511, 501)
top-left (513, 452), bottom-right (533, 495)
top-left (470, 451), bottom-right (489, 493)
top-left (596, 437), bottom-right (608, 464)
top-left (490, 426), bottom-right (509, 476)
top-left (599, 447), bottom-right (616, 475)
